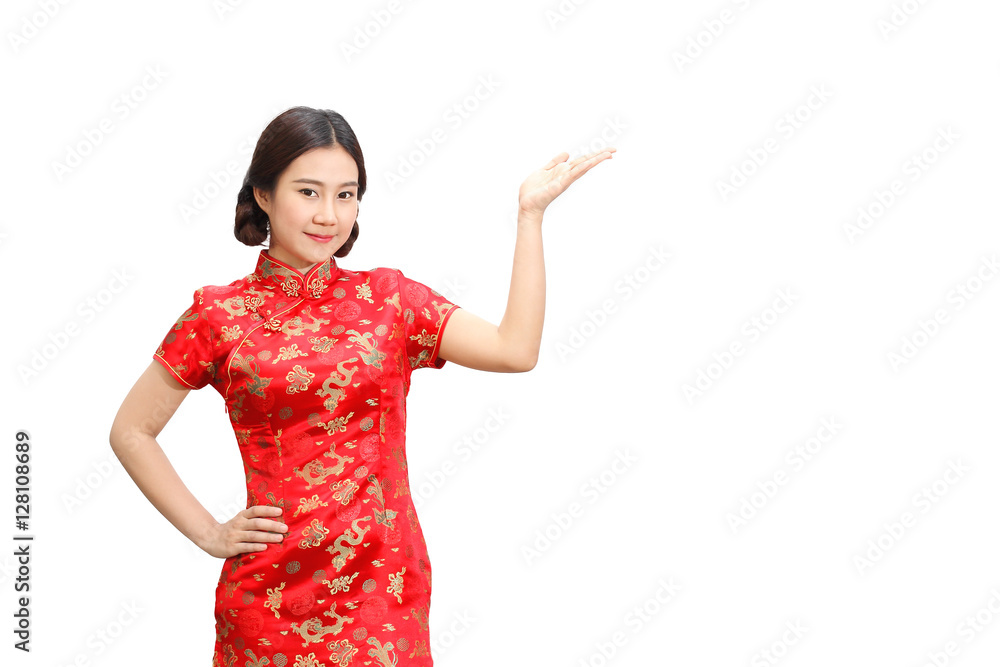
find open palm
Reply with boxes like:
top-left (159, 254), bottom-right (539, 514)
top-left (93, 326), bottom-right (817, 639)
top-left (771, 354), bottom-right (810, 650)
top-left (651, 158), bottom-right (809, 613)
top-left (518, 147), bottom-right (616, 216)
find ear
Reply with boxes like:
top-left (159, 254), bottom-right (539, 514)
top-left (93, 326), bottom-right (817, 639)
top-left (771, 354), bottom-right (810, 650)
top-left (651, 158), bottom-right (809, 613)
top-left (253, 186), bottom-right (271, 215)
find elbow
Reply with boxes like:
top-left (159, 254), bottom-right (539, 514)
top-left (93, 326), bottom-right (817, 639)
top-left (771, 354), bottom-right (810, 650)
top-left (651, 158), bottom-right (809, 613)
top-left (109, 412), bottom-right (127, 452)
top-left (108, 424), bottom-right (125, 458)
top-left (513, 351), bottom-right (538, 373)
top-left (108, 421), bottom-right (120, 452)
top-left (108, 418), bottom-right (138, 461)
top-left (497, 337), bottom-right (539, 372)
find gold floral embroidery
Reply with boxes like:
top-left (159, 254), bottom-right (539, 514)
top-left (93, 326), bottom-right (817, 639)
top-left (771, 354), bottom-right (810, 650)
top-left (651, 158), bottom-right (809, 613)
top-left (356, 277), bottom-right (373, 304)
top-left (262, 315), bottom-right (283, 332)
top-left (264, 581), bottom-right (285, 618)
top-left (387, 566), bottom-right (405, 603)
top-left (298, 518), bottom-right (330, 549)
top-left (330, 478), bottom-right (360, 505)
top-left (322, 571), bottom-right (359, 594)
top-left (409, 328), bottom-right (436, 347)
top-left (308, 277), bottom-right (326, 298)
top-left (285, 364), bottom-right (314, 393)
top-left (328, 639), bottom-right (359, 666)
top-left (316, 412), bottom-right (355, 435)
top-left (309, 335), bottom-right (335, 353)
top-left (244, 294), bottom-right (265, 313)
top-left (366, 636), bottom-right (398, 667)
top-left (292, 653), bottom-right (323, 667)
top-left (294, 494), bottom-right (329, 517)
top-left (273, 343), bottom-right (307, 363)
top-left (367, 473), bottom-right (397, 530)
top-left (220, 324), bottom-right (243, 342)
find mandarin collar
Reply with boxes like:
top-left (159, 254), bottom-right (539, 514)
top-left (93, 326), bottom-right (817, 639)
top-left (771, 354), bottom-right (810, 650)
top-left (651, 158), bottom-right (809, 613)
top-left (251, 249), bottom-right (339, 300)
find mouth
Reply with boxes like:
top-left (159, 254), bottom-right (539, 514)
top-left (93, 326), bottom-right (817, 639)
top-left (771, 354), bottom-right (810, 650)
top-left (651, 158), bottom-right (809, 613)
top-left (305, 233), bottom-right (334, 243)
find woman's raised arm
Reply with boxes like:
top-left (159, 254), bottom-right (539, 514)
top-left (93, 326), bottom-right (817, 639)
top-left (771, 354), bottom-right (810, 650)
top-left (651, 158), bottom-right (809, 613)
top-left (438, 147), bottom-right (615, 373)
top-left (109, 361), bottom-right (287, 558)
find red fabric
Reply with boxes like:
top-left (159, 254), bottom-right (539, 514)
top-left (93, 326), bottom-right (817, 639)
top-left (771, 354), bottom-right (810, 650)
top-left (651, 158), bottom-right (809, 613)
top-left (153, 249), bottom-right (459, 666)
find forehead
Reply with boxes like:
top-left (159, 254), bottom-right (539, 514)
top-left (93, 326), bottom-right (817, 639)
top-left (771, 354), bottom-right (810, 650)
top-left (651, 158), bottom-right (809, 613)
top-left (283, 145), bottom-right (358, 182)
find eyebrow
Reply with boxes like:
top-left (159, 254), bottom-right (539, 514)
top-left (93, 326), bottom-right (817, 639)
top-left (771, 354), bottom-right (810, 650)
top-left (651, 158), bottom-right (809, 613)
top-left (291, 178), bottom-right (359, 188)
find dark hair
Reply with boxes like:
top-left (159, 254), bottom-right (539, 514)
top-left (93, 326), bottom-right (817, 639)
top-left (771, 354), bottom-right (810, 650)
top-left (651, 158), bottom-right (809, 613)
top-left (235, 106), bottom-right (366, 257)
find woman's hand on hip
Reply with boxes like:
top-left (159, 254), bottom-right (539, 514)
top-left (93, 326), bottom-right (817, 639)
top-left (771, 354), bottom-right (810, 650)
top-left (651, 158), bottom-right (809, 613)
top-left (199, 505), bottom-right (288, 558)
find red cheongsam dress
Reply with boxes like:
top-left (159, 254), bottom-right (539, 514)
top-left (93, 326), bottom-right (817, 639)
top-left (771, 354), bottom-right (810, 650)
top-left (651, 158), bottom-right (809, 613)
top-left (153, 249), bottom-right (460, 667)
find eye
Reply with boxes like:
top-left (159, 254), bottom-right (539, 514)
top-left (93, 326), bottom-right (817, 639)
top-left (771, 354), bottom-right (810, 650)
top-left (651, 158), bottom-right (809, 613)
top-left (299, 188), bottom-right (318, 197)
top-left (339, 191), bottom-right (355, 200)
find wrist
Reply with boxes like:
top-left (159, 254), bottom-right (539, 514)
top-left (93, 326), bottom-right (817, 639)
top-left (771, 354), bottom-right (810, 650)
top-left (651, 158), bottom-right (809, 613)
top-left (517, 207), bottom-right (544, 225)
top-left (190, 514), bottom-right (220, 551)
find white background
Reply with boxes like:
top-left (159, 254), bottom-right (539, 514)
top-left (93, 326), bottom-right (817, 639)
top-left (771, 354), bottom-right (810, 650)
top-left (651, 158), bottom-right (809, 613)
top-left (3, 0), bottom-right (1000, 665)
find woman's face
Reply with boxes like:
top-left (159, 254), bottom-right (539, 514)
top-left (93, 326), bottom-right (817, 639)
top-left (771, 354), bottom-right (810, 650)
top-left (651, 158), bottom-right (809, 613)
top-left (254, 144), bottom-right (360, 273)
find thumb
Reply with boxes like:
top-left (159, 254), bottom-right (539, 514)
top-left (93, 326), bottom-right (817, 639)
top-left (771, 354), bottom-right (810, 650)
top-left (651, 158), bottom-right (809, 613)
top-left (542, 151), bottom-right (569, 170)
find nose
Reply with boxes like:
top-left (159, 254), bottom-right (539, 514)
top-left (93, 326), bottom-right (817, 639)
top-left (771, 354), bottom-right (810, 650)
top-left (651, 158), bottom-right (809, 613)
top-left (315, 196), bottom-right (339, 226)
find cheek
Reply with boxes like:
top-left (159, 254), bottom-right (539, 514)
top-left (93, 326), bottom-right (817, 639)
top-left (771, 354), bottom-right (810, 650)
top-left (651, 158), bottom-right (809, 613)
top-left (277, 201), bottom-right (305, 221)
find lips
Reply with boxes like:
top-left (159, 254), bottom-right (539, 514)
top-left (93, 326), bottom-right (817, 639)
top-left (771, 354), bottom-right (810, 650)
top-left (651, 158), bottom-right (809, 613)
top-left (305, 233), bottom-right (334, 243)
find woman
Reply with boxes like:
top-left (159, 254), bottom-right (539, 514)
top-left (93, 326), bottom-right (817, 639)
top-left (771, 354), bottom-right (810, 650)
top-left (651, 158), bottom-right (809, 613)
top-left (109, 105), bottom-right (613, 665)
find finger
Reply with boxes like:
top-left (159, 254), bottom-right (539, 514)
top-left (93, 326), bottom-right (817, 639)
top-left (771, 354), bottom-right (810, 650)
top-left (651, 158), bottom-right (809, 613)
top-left (247, 505), bottom-right (283, 518)
top-left (584, 147), bottom-right (615, 158)
top-left (247, 517), bottom-right (287, 532)
top-left (542, 151), bottom-right (569, 170)
top-left (567, 151), bottom-right (614, 177)
top-left (243, 505), bottom-right (282, 522)
top-left (241, 529), bottom-right (285, 543)
top-left (570, 149), bottom-right (614, 169)
top-left (564, 155), bottom-right (595, 172)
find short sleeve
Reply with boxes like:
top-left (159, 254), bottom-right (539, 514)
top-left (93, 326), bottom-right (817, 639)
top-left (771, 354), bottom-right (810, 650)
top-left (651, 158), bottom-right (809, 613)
top-left (153, 288), bottom-right (219, 390)
top-left (397, 269), bottom-right (460, 371)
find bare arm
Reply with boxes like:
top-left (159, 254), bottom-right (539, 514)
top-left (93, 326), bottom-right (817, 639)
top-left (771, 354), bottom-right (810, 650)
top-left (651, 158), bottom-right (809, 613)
top-left (437, 148), bottom-right (615, 373)
top-left (109, 361), bottom-right (287, 558)
top-left (437, 209), bottom-right (544, 373)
